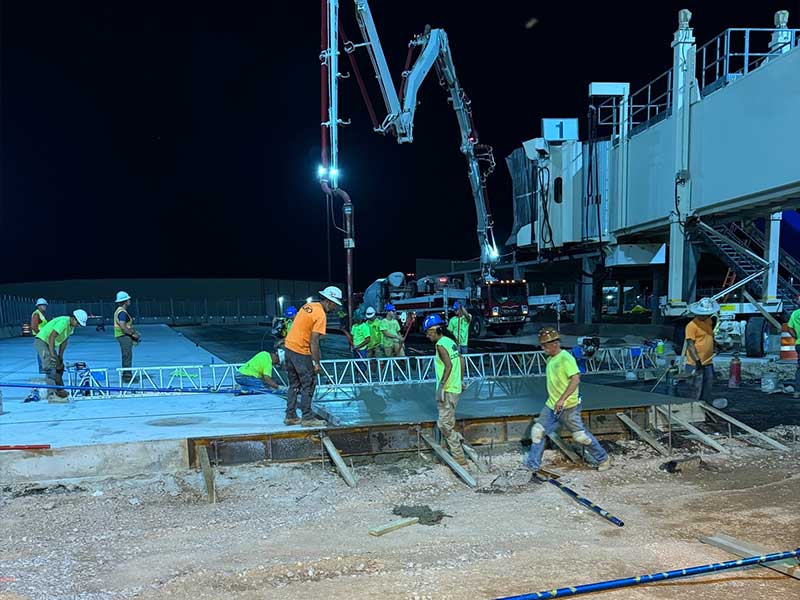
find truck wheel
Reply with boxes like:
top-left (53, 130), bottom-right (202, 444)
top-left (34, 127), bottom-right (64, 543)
top-left (745, 316), bottom-right (767, 358)
top-left (470, 315), bottom-right (484, 338)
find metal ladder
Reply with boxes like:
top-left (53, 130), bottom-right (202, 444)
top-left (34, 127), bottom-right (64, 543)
top-left (695, 221), bottom-right (800, 318)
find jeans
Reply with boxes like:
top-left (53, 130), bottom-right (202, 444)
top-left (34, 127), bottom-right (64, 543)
top-left (353, 348), bottom-right (368, 359)
top-left (459, 345), bottom-right (468, 356)
top-left (523, 404), bottom-right (608, 471)
top-left (689, 364), bottom-right (714, 401)
top-left (285, 348), bottom-right (316, 420)
top-left (234, 373), bottom-right (272, 394)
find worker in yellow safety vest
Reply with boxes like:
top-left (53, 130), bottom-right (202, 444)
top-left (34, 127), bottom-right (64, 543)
top-left (447, 301), bottom-right (472, 355)
top-left (114, 291), bottom-right (140, 383)
top-left (31, 298), bottom-right (49, 372)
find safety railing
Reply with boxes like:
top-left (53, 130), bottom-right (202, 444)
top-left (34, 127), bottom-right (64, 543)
top-left (60, 347), bottom-right (657, 400)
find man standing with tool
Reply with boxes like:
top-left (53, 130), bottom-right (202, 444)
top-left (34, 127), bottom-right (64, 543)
top-left (424, 314), bottom-right (468, 466)
top-left (684, 297), bottom-right (719, 401)
top-left (380, 304), bottom-right (404, 357)
top-left (114, 291), bottom-right (140, 383)
top-left (283, 286), bottom-right (342, 427)
top-left (350, 311), bottom-right (371, 359)
top-left (787, 293), bottom-right (800, 399)
top-left (522, 327), bottom-right (610, 474)
top-left (31, 298), bottom-right (49, 372)
top-left (34, 309), bottom-right (88, 402)
top-left (447, 301), bottom-right (472, 355)
top-left (365, 306), bottom-right (383, 358)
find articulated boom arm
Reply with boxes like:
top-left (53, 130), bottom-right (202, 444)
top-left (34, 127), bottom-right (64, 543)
top-left (351, 1), bottom-right (499, 278)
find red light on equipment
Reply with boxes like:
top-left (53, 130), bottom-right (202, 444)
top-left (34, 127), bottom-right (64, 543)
top-left (438, 277), bottom-right (448, 283)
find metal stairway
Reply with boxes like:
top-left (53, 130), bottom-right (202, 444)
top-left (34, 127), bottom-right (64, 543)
top-left (695, 221), bottom-right (800, 318)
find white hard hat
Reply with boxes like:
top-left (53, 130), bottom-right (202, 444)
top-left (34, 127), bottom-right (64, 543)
top-left (688, 297), bottom-right (720, 316)
top-left (115, 291), bottom-right (131, 303)
top-left (73, 309), bottom-right (88, 327)
top-left (318, 285), bottom-right (343, 306)
top-left (35, 298), bottom-right (48, 307)
top-left (365, 306), bottom-right (376, 318)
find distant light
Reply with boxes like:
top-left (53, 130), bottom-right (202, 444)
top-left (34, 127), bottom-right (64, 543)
top-left (307, 297), bottom-right (313, 303)
top-left (329, 168), bottom-right (339, 178)
top-left (606, 295), bottom-right (613, 300)
top-left (317, 165), bottom-right (327, 178)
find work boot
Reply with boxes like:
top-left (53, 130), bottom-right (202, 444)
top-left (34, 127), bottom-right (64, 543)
top-left (48, 393), bottom-right (69, 404)
top-left (55, 389), bottom-right (69, 398)
top-left (283, 417), bottom-right (301, 426)
top-left (596, 458), bottom-right (612, 472)
top-left (455, 455), bottom-right (469, 467)
top-left (300, 418), bottom-right (327, 428)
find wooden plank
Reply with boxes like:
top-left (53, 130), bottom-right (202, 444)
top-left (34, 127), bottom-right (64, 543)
top-left (700, 534), bottom-right (800, 580)
top-left (656, 406), bottom-right (730, 454)
top-left (420, 433), bottom-right (477, 488)
top-left (699, 403), bottom-right (789, 452)
top-left (321, 435), bottom-right (358, 487)
top-left (742, 290), bottom-right (783, 332)
top-left (461, 442), bottom-right (487, 473)
top-left (547, 433), bottom-right (581, 464)
top-left (197, 445), bottom-right (216, 503)
top-left (369, 517), bottom-right (419, 537)
top-left (617, 413), bottom-right (671, 456)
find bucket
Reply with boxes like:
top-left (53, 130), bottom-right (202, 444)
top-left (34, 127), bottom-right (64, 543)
top-left (761, 371), bottom-right (779, 393)
top-left (780, 324), bottom-right (797, 361)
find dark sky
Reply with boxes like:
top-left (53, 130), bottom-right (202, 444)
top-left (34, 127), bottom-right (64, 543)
top-left (1, 1), bottom-right (795, 287)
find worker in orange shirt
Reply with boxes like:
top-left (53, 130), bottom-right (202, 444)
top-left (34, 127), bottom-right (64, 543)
top-left (283, 286), bottom-right (343, 427)
top-left (684, 297), bottom-right (719, 401)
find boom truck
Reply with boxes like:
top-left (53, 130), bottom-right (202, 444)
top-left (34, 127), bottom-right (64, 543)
top-left (320, 1), bottom-right (529, 335)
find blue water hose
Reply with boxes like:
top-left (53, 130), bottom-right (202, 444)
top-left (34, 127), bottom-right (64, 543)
top-left (496, 547), bottom-right (800, 599)
top-left (540, 477), bottom-right (624, 527)
top-left (0, 381), bottom-right (276, 396)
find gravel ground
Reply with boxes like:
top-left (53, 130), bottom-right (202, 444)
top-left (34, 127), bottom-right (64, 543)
top-left (1, 431), bottom-right (799, 600)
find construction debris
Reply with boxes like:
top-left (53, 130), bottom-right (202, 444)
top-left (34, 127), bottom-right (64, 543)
top-left (659, 455), bottom-right (703, 474)
top-left (392, 505), bottom-right (447, 526)
top-left (368, 517), bottom-right (419, 537)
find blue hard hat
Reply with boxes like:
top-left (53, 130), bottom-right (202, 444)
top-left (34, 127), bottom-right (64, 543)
top-left (453, 301), bottom-right (461, 310)
top-left (384, 303), bottom-right (395, 312)
top-left (285, 306), bottom-right (298, 318)
top-left (423, 313), bottom-right (445, 331)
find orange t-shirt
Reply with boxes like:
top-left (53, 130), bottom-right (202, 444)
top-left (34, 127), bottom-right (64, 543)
top-left (685, 317), bottom-right (714, 365)
top-left (284, 302), bottom-right (327, 355)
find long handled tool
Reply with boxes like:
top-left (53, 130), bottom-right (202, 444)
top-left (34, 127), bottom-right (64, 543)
top-left (534, 474), bottom-right (624, 527)
top-left (496, 547), bottom-right (800, 599)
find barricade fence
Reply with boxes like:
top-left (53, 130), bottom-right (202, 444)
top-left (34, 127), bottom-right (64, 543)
top-left (58, 347), bottom-right (658, 400)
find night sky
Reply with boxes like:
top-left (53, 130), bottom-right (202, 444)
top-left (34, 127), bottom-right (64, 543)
top-left (1, 1), bottom-right (796, 287)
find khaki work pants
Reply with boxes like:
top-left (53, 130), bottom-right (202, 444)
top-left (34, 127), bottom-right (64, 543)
top-left (437, 392), bottom-right (465, 462)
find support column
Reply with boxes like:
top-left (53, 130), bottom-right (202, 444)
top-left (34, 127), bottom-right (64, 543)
top-left (666, 9), bottom-right (695, 312)
top-left (617, 281), bottom-right (625, 315)
top-left (684, 242), bottom-right (699, 303)
top-left (574, 257), bottom-right (594, 325)
top-left (764, 212), bottom-right (781, 303)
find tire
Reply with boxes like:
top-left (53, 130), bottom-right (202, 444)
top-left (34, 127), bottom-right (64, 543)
top-left (745, 316), bottom-right (767, 358)
top-left (470, 314), bottom-right (484, 338)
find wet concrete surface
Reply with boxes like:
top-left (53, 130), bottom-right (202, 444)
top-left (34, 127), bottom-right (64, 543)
top-left (315, 376), bottom-right (687, 427)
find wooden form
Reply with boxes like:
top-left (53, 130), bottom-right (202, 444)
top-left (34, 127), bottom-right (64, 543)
top-left (369, 517), bottom-right (419, 537)
top-left (547, 433), bottom-right (581, 464)
top-left (197, 445), bottom-right (216, 503)
top-left (699, 403), bottom-right (790, 452)
top-left (420, 433), bottom-right (477, 488)
top-left (321, 435), bottom-right (358, 487)
top-left (656, 406), bottom-right (730, 454)
top-left (616, 412), bottom-right (670, 456)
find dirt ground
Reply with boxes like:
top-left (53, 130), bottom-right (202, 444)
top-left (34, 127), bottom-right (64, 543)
top-left (2, 429), bottom-right (799, 600)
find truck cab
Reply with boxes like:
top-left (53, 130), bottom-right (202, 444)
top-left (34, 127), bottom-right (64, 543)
top-left (472, 279), bottom-right (529, 336)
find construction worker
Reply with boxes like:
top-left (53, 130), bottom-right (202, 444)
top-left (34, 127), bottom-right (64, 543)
top-left (351, 311), bottom-right (371, 359)
top-left (448, 301), bottom-right (472, 355)
top-left (365, 307), bottom-right (383, 358)
top-left (380, 303), bottom-right (404, 357)
top-left (283, 306), bottom-right (297, 337)
top-left (31, 298), bottom-right (49, 372)
top-left (34, 309), bottom-right (88, 402)
top-left (424, 314), bottom-right (467, 465)
top-left (283, 286), bottom-right (342, 427)
top-left (684, 297), bottom-right (719, 401)
top-left (114, 291), bottom-right (140, 383)
top-left (786, 293), bottom-right (800, 399)
top-left (522, 327), bottom-right (610, 474)
top-left (235, 348), bottom-right (286, 394)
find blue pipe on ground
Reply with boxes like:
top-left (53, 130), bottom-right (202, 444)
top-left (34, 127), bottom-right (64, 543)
top-left (540, 477), bottom-right (624, 527)
top-left (496, 547), bottom-right (800, 599)
top-left (0, 381), bottom-right (264, 396)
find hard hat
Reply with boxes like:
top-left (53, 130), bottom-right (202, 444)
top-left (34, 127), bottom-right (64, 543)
top-left (688, 297), bottom-right (720, 316)
top-left (538, 327), bottom-right (560, 344)
top-left (453, 301), bottom-right (462, 311)
top-left (115, 291), bottom-right (131, 303)
top-left (423, 314), bottom-right (445, 331)
top-left (276, 348), bottom-right (286, 364)
top-left (73, 309), bottom-right (88, 327)
top-left (35, 298), bottom-right (48, 307)
top-left (285, 306), bottom-right (298, 318)
top-left (384, 303), bottom-right (395, 312)
top-left (318, 285), bottom-right (343, 306)
top-left (365, 306), bottom-right (376, 318)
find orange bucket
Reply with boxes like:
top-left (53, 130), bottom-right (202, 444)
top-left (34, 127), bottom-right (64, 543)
top-left (780, 323), bottom-right (797, 361)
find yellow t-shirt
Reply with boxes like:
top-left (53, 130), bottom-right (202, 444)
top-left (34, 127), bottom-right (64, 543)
top-left (545, 350), bottom-right (580, 410)
top-left (435, 336), bottom-right (462, 394)
top-left (351, 322), bottom-right (370, 349)
top-left (238, 351), bottom-right (273, 378)
top-left (367, 319), bottom-right (383, 348)
top-left (447, 316), bottom-right (470, 347)
top-left (685, 317), bottom-right (714, 365)
top-left (285, 303), bottom-right (327, 355)
top-left (380, 318), bottom-right (400, 348)
top-left (35, 316), bottom-right (74, 348)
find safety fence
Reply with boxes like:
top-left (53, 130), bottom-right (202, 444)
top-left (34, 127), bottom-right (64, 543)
top-left (56, 347), bottom-right (657, 400)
